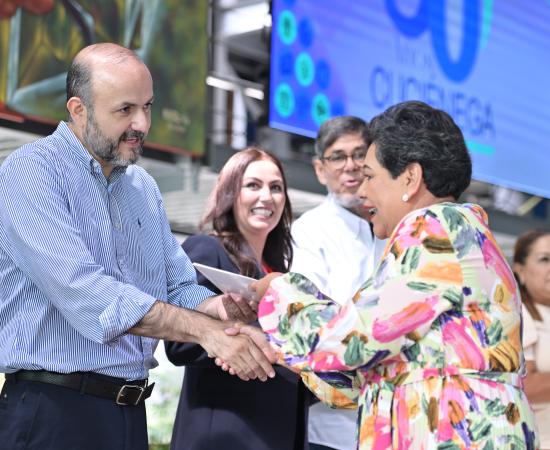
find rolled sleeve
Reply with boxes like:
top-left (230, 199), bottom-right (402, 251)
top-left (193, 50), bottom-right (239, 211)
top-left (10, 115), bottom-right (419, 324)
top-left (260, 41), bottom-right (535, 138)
top-left (99, 285), bottom-right (157, 343)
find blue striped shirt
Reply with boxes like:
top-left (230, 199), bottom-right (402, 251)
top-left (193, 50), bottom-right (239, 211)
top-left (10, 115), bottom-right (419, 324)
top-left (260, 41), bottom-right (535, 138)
top-left (0, 122), bottom-right (214, 379)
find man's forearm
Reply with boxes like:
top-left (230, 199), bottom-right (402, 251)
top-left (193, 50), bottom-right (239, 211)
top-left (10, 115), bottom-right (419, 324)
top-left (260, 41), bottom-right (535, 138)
top-left (129, 300), bottom-right (212, 343)
top-left (129, 300), bottom-right (276, 381)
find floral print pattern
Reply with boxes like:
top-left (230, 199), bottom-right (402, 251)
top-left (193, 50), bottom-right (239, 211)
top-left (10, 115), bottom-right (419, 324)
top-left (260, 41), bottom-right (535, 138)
top-left (259, 203), bottom-right (539, 449)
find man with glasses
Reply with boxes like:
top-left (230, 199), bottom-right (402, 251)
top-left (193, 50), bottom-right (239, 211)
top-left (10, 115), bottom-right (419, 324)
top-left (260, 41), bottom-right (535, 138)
top-left (291, 116), bottom-right (386, 450)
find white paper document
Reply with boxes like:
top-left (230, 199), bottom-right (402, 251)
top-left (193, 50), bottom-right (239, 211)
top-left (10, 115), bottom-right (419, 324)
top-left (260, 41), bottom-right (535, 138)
top-left (193, 263), bottom-right (259, 301)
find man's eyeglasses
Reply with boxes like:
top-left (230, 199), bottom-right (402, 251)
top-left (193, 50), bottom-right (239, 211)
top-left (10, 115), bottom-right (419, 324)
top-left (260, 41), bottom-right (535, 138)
top-left (320, 150), bottom-right (367, 170)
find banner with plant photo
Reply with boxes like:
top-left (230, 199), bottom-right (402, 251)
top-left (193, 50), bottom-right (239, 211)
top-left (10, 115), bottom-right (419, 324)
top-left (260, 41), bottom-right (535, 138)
top-left (0, 0), bottom-right (207, 156)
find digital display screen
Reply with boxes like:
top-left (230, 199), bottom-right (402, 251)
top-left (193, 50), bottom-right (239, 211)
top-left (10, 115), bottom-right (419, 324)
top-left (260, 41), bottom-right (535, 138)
top-left (269, 0), bottom-right (550, 197)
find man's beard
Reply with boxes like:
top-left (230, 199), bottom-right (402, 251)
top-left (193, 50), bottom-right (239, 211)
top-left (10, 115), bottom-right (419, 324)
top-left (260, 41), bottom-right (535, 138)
top-left (332, 192), bottom-right (363, 209)
top-left (83, 113), bottom-right (145, 167)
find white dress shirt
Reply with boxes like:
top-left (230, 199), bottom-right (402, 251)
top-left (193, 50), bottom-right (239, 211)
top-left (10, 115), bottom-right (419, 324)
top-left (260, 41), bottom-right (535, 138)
top-left (291, 194), bottom-right (386, 450)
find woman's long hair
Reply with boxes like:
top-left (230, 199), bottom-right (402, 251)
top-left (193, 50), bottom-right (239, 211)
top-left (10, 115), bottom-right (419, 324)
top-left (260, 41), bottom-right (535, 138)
top-left (513, 229), bottom-right (550, 321)
top-left (199, 146), bottom-right (293, 276)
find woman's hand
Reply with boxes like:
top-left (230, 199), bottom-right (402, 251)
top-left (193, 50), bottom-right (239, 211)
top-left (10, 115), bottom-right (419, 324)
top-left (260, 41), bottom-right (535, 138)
top-left (250, 272), bottom-right (283, 300)
top-left (196, 293), bottom-right (257, 323)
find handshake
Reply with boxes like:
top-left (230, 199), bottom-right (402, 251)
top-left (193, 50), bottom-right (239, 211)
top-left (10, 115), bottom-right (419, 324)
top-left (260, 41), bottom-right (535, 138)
top-left (195, 272), bottom-right (283, 382)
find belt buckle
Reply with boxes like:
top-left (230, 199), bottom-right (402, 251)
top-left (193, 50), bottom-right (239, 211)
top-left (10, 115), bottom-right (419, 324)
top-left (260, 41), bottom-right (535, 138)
top-left (116, 384), bottom-right (145, 406)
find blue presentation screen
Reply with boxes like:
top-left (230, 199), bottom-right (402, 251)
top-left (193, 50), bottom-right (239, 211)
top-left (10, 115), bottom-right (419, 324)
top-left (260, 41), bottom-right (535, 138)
top-left (269, 0), bottom-right (550, 198)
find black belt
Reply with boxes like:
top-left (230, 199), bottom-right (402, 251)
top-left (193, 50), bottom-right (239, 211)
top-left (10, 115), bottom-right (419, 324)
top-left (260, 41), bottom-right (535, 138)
top-left (6, 370), bottom-right (154, 406)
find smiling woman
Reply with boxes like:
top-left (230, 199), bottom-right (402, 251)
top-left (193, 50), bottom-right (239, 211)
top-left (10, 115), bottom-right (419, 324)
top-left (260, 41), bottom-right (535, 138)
top-left (233, 158), bottom-right (287, 265)
top-left (252, 101), bottom-right (539, 449)
top-left (165, 147), bottom-right (311, 450)
top-left (197, 146), bottom-right (293, 276)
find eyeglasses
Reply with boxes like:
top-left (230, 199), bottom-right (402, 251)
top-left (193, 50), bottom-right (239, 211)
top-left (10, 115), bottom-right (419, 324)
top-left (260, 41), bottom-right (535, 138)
top-left (320, 150), bottom-right (367, 170)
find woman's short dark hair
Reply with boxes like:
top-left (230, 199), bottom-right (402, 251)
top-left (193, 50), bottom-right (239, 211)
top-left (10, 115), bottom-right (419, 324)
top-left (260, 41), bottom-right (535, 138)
top-left (369, 100), bottom-right (472, 199)
top-left (315, 116), bottom-right (370, 158)
top-left (513, 229), bottom-right (550, 321)
top-left (200, 146), bottom-right (293, 276)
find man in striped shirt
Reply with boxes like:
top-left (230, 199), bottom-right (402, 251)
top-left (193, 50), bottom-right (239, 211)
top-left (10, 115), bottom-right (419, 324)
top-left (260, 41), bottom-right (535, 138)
top-left (0, 43), bottom-right (274, 449)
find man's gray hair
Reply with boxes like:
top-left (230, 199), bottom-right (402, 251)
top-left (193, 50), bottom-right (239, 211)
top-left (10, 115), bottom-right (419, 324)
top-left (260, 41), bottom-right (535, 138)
top-left (314, 115), bottom-right (370, 158)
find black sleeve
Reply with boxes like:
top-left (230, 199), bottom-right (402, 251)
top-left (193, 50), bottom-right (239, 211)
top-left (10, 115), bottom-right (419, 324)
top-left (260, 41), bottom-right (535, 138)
top-left (181, 235), bottom-right (225, 295)
top-left (165, 235), bottom-right (233, 367)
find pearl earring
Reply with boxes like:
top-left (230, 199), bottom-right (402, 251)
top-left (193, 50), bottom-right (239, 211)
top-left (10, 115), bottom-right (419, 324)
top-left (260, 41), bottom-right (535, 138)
top-left (401, 193), bottom-right (409, 202)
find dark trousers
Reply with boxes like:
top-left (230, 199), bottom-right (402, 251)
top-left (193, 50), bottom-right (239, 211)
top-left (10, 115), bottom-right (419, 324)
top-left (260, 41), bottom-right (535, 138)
top-left (0, 378), bottom-right (148, 450)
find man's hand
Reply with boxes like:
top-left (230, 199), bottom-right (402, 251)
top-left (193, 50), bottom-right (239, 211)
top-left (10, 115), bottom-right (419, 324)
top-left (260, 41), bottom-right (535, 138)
top-left (196, 293), bottom-right (257, 322)
top-left (199, 321), bottom-right (276, 381)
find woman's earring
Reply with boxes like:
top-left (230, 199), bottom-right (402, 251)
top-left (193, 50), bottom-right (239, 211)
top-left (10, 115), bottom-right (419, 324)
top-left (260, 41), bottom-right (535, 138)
top-left (401, 193), bottom-right (409, 202)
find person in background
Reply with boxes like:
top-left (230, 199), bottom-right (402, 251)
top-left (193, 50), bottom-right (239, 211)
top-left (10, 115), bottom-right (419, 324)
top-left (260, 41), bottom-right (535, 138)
top-left (248, 101), bottom-right (538, 448)
top-left (166, 147), bottom-right (310, 450)
top-left (291, 116), bottom-right (385, 450)
top-left (0, 43), bottom-right (274, 450)
top-left (514, 229), bottom-right (550, 449)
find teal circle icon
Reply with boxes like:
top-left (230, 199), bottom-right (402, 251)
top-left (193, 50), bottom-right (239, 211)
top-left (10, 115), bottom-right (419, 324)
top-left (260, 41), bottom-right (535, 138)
top-left (294, 52), bottom-right (315, 87)
top-left (278, 10), bottom-right (297, 45)
top-left (312, 94), bottom-right (330, 125)
top-left (275, 84), bottom-right (295, 118)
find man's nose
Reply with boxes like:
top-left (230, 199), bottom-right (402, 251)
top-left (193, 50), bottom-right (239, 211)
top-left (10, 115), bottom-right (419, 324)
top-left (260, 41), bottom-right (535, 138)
top-left (132, 109), bottom-right (151, 133)
top-left (343, 154), bottom-right (360, 171)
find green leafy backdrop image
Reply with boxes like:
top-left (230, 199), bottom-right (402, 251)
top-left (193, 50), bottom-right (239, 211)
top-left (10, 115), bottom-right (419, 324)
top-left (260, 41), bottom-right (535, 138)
top-left (0, 0), bottom-right (207, 155)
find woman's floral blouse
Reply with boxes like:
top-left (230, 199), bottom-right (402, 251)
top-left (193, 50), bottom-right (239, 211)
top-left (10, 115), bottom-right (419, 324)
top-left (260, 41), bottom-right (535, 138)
top-left (259, 203), bottom-right (538, 449)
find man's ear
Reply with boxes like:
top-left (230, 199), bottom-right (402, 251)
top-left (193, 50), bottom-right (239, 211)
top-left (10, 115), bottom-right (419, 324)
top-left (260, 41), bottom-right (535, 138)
top-left (313, 158), bottom-right (328, 186)
top-left (66, 96), bottom-right (87, 126)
